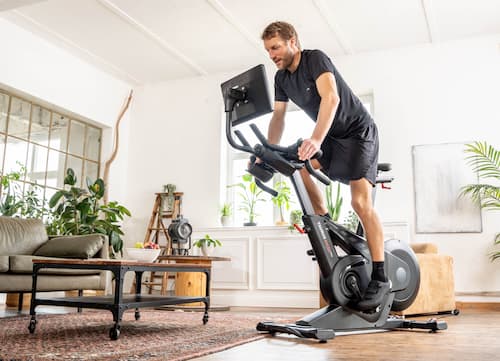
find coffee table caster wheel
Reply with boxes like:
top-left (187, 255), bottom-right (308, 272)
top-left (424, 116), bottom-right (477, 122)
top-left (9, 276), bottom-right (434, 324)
top-left (109, 326), bottom-right (120, 340)
top-left (203, 314), bottom-right (209, 324)
top-left (28, 319), bottom-right (37, 333)
top-left (135, 310), bottom-right (140, 320)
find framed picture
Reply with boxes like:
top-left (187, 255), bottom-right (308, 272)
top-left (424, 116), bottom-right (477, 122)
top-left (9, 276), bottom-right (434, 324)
top-left (412, 142), bottom-right (482, 233)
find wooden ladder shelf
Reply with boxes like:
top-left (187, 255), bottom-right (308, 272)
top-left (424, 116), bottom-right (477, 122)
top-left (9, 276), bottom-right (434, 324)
top-left (139, 192), bottom-right (184, 295)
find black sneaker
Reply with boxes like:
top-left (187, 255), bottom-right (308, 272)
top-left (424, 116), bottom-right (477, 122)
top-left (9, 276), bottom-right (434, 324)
top-left (356, 280), bottom-right (391, 312)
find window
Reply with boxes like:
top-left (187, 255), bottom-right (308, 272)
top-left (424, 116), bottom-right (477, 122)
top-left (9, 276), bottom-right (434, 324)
top-left (224, 94), bottom-right (374, 227)
top-left (0, 88), bottom-right (102, 213)
top-left (225, 109), bottom-right (315, 226)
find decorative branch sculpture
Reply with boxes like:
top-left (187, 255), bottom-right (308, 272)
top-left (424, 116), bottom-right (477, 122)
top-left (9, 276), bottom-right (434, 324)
top-left (103, 90), bottom-right (133, 205)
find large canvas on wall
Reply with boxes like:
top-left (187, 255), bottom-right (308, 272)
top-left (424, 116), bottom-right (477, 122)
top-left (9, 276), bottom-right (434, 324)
top-left (412, 143), bottom-right (482, 233)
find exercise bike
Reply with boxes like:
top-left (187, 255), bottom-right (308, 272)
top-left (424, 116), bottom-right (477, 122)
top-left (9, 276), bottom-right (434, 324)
top-left (221, 64), bottom-right (447, 342)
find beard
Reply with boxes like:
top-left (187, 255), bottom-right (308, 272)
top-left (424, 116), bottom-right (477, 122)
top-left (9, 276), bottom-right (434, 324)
top-left (275, 48), bottom-right (295, 70)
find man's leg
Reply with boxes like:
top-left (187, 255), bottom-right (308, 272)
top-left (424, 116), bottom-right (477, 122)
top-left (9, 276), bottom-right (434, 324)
top-left (350, 178), bottom-right (384, 262)
top-left (299, 159), bottom-right (328, 215)
top-left (350, 178), bottom-right (390, 311)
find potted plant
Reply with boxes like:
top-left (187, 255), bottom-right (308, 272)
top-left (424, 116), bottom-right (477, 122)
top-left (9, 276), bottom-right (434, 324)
top-left (228, 174), bottom-right (267, 226)
top-left (0, 163), bottom-right (48, 219)
top-left (325, 182), bottom-right (343, 221)
top-left (272, 181), bottom-right (292, 225)
top-left (193, 234), bottom-right (222, 256)
top-left (460, 141), bottom-right (500, 261)
top-left (0, 163), bottom-right (26, 216)
top-left (48, 168), bottom-right (131, 257)
top-left (220, 202), bottom-right (232, 227)
top-left (342, 210), bottom-right (360, 233)
top-left (288, 209), bottom-right (303, 231)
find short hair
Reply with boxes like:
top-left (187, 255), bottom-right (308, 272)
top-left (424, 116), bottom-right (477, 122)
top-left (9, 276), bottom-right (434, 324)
top-left (261, 21), bottom-right (301, 49)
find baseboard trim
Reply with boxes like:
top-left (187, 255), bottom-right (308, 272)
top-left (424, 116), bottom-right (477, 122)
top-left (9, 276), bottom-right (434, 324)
top-left (455, 301), bottom-right (500, 311)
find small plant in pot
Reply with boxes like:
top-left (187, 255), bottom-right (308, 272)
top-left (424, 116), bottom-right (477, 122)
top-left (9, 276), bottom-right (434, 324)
top-left (288, 209), bottom-right (303, 232)
top-left (193, 234), bottom-right (222, 257)
top-left (220, 202), bottom-right (232, 227)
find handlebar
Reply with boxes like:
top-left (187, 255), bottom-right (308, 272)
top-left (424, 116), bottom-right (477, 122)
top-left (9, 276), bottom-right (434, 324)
top-left (248, 124), bottom-right (329, 186)
top-left (226, 116), bottom-right (331, 198)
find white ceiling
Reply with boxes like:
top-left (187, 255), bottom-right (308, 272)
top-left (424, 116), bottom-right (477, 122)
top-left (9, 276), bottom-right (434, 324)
top-left (1, 0), bottom-right (499, 85)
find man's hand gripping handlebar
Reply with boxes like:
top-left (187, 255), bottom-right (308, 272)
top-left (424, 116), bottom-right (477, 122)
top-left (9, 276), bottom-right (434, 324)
top-left (234, 124), bottom-right (331, 197)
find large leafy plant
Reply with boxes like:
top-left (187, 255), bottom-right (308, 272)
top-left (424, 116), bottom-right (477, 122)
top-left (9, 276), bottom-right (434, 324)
top-left (229, 174), bottom-right (267, 225)
top-left (0, 164), bottom-right (25, 216)
top-left (460, 141), bottom-right (500, 262)
top-left (49, 168), bottom-right (131, 256)
top-left (272, 181), bottom-right (292, 225)
top-left (325, 182), bottom-right (343, 222)
top-left (0, 163), bottom-right (47, 218)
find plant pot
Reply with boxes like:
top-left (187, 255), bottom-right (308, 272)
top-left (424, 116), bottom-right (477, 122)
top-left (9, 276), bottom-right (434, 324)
top-left (201, 243), bottom-right (214, 257)
top-left (220, 215), bottom-right (231, 227)
top-left (275, 220), bottom-right (288, 226)
top-left (243, 222), bottom-right (257, 226)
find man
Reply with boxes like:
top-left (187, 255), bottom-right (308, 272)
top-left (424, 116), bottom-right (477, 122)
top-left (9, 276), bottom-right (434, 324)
top-left (261, 21), bottom-right (388, 311)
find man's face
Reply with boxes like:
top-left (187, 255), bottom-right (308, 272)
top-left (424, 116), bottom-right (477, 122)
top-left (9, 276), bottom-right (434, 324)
top-left (263, 35), bottom-right (296, 70)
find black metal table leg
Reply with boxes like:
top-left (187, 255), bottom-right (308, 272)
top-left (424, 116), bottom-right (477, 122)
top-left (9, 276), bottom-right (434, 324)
top-left (77, 289), bottom-right (83, 313)
top-left (203, 269), bottom-right (211, 324)
top-left (28, 265), bottom-right (39, 333)
top-left (109, 266), bottom-right (126, 340)
top-left (134, 271), bottom-right (143, 320)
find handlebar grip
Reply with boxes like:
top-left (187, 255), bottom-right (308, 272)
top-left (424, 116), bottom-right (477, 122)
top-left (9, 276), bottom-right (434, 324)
top-left (312, 149), bottom-right (323, 160)
top-left (305, 160), bottom-right (331, 185)
top-left (255, 178), bottom-right (278, 197)
top-left (248, 155), bottom-right (275, 182)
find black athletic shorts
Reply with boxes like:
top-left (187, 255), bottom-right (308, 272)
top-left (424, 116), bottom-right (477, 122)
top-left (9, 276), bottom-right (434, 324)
top-left (318, 123), bottom-right (379, 186)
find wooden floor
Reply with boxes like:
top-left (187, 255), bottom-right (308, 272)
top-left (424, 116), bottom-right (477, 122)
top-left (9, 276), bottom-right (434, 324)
top-left (1, 302), bottom-right (499, 360)
top-left (193, 305), bottom-right (500, 361)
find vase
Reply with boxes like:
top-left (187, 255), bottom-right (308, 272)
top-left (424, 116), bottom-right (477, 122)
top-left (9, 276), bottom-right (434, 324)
top-left (201, 243), bottom-right (214, 257)
top-left (220, 215), bottom-right (231, 227)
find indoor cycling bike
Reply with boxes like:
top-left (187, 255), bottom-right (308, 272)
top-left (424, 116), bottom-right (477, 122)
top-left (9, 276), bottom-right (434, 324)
top-left (221, 64), bottom-right (447, 342)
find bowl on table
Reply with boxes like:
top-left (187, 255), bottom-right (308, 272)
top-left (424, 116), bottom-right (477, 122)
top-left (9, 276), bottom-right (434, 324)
top-left (125, 248), bottom-right (161, 262)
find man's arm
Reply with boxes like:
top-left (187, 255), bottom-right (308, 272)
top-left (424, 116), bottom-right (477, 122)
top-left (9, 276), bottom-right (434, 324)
top-left (268, 101), bottom-right (288, 144)
top-left (298, 72), bottom-right (340, 160)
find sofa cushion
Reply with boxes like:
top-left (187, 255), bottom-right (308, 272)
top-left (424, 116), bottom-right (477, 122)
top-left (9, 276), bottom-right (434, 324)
top-left (9, 255), bottom-right (101, 275)
top-left (33, 234), bottom-right (105, 259)
top-left (0, 216), bottom-right (48, 254)
top-left (0, 255), bottom-right (8, 272)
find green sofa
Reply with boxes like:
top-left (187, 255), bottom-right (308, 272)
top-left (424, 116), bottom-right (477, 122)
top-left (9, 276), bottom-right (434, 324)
top-left (0, 216), bottom-right (109, 309)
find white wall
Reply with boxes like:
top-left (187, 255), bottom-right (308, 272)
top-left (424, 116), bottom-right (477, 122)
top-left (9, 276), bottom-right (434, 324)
top-left (333, 34), bottom-right (500, 293)
top-left (123, 72), bottom-right (231, 242)
top-left (0, 18), bottom-right (132, 202)
top-left (126, 34), bottom-right (500, 294)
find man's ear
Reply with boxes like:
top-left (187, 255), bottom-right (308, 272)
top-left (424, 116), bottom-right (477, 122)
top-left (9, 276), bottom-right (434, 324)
top-left (289, 36), bottom-right (299, 49)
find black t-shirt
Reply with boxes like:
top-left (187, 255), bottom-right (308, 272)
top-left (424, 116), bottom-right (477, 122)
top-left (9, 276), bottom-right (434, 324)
top-left (274, 49), bottom-right (373, 138)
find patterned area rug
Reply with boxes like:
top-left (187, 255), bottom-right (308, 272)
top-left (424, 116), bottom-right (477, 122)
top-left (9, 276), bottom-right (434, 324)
top-left (0, 309), bottom-right (294, 361)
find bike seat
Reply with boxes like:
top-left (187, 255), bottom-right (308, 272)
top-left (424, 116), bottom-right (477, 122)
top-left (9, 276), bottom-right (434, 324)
top-left (377, 163), bottom-right (392, 172)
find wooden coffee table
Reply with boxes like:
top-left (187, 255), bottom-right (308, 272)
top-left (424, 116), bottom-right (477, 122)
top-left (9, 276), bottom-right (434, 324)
top-left (28, 259), bottom-right (211, 340)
